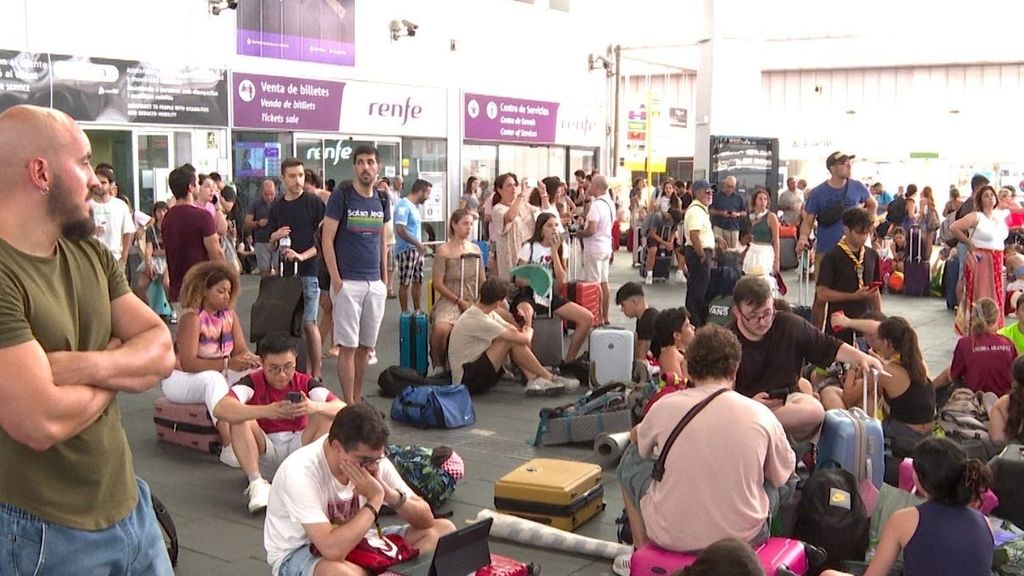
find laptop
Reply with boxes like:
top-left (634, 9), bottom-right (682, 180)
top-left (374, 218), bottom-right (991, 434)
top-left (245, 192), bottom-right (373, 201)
top-left (387, 517), bottom-right (493, 576)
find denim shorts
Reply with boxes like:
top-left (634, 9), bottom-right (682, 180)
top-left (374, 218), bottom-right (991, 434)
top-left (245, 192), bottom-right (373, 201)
top-left (277, 524), bottom-right (410, 576)
top-left (0, 477), bottom-right (173, 576)
top-left (301, 276), bottom-right (320, 325)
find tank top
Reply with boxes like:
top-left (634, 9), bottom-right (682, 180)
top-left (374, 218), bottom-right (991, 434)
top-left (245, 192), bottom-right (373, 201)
top-left (902, 501), bottom-right (993, 576)
top-left (750, 214), bottom-right (772, 243)
top-left (195, 307), bottom-right (234, 359)
top-left (884, 374), bottom-right (936, 425)
top-left (971, 210), bottom-right (1009, 250)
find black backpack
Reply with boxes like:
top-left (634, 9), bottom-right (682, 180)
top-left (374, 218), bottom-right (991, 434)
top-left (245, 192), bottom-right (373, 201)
top-left (793, 468), bottom-right (869, 574)
top-left (377, 365), bottom-right (449, 397)
top-left (886, 197), bottom-right (907, 225)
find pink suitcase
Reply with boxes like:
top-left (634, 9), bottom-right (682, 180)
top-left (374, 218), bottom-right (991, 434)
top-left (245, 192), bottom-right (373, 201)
top-left (153, 397), bottom-right (221, 454)
top-left (898, 458), bottom-right (998, 514)
top-left (631, 537), bottom-right (811, 576)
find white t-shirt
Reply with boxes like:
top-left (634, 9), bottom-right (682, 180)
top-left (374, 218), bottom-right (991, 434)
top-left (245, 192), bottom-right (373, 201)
top-left (264, 436), bottom-right (413, 576)
top-left (519, 241), bottom-right (555, 307)
top-left (90, 197), bottom-right (137, 260)
top-left (447, 306), bottom-right (514, 385)
top-left (583, 194), bottom-right (614, 255)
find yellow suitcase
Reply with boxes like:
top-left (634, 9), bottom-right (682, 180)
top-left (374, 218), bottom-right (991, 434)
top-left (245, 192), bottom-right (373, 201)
top-left (493, 458), bottom-right (604, 531)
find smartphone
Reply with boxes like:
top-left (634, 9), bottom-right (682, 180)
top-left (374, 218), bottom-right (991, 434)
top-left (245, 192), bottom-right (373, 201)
top-left (287, 392), bottom-right (302, 403)
top-left (767, 388), bottom-right (789, 400)
top-left (869, 281), bottom-right (883, 290)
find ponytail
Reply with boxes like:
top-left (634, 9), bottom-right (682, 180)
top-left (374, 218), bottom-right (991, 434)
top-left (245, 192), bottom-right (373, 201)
top-left (970, 298), bottom-right (999, 336)
top-left (958, 459), bottom-right (993, 507)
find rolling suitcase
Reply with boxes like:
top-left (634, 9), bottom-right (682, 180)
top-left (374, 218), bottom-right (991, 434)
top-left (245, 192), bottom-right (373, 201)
top-left (903, 226), bottom-right (930, 296)
top-left (399, 311), bottom-right (429, 375)
top-left (943, 254), bottom-right (960, 310)
top-left (153, 396), bottom-right (221, 454)
top-left (631, 538), bottom-right (815, 576)
top-left (989, 444), bottom-right (1024, 529)
top-left (632, 227), bottom-right (644, 268)
top-left (816, 370), bottom-right (885, 489)
top-left (588, 328), bottom-right (635, 386)
top-left (651, 248), bottom-right (672, 281)
top-left (474, 240), bottom-right (490, 276)
top-left (494, 458), bottom-right (604, 531)
top-left (565, 238), bottom-right (602, 324)
top-left (792, 251), bottom-right (813, 322)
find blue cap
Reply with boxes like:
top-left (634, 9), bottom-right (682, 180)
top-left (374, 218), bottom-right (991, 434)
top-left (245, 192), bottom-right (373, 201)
top-left (691, 179), bottom-right (711, 192)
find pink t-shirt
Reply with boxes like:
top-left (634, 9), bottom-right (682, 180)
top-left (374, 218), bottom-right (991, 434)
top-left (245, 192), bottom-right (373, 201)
top-left (583, 194), bottom-right (614, 255)
top-left (951, 332), bottom-right (1015, 396)
top-left (637, 386), bottom-right (795, 552)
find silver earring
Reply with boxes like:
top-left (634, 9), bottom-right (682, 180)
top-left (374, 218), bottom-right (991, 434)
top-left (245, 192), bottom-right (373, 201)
top-left (40, 187), bottom-right (50, 196)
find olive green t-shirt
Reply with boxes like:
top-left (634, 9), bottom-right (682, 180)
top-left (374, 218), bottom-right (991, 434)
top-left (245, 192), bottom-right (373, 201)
top-left (0, 236), bottom-right (135, 530)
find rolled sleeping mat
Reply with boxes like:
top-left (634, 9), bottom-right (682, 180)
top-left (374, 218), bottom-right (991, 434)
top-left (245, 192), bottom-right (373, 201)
top-left (474, 509), bottom-right (631, 560)
top-left (594, 431), bottom-right (631, 465)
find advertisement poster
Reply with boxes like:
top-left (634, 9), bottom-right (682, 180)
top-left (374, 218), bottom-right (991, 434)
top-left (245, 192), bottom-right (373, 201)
top-left (237, 0), bottom-right (356, 66)
top-left (232, 72), bottom-right (345, 131)
top-left (0, 49), bottom-right (228, 126)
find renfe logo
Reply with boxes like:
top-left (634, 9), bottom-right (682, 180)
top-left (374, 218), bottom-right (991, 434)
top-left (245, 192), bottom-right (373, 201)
top-left (368, 97), bottom-right (422, 126)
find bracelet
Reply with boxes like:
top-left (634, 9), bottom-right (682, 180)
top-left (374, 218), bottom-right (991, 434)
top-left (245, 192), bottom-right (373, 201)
top-left (392, 491), bottom-right (407, 510)
top-left (362, 502), bottom-right (379, 522)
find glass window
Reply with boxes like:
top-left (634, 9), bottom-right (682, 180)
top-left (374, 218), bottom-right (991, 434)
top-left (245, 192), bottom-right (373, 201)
top-left (570, 148), bottom-right (597, 177)
top-left (548, 147), bottom-right (567, 183)
top-left (403, 138), bottom-right (448, 240)
top-left (298, 138), bottom-right (400, 190)
top-left (231, 131), bottom-right (292, 207)
top-left (462, 143), bottom-right (498, 196)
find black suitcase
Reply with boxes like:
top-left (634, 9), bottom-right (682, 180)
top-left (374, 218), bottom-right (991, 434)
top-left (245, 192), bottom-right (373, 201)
top-left (652, 249), bottom-right (672, 280)
top-left (990, 444), bottom-right (1024, 529)
top-left (943, 255), bottom-right (960, 310)
top-left (903, 227), bottom-right (930, 296)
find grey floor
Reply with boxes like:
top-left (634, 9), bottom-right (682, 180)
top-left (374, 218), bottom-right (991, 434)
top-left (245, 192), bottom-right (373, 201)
top-left (123, 252), bottom-right (962, 575)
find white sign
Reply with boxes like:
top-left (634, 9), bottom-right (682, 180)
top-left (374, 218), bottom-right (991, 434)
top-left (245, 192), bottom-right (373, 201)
top-left (419, 171), bottom-right (446, 222)
top-left (340, 82), bottom-right (447, 138)
top-left (555, 102), bottom-right (603, 147)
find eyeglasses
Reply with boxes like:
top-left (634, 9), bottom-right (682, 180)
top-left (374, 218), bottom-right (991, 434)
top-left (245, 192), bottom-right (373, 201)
top-left (265, 363), bottom-right (296, 375)
top-left (739, 307), bottom-right (775, 324)
top-left (349, 453), bottom-right (385, 468)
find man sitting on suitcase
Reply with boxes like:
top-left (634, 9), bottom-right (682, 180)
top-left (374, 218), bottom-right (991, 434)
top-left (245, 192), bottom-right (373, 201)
top-left (614, 325), bottom-right (795, 567)
top-left (815, 207), bottom-right (881, 344)
top-left (213, 333), bottom-right (345, 514)
top-left (448, 278), bottom-right (579, 395)
top-left (264, 403), bottom-right (455, 576)
top-left (730, 276), bottom-right (884, 440)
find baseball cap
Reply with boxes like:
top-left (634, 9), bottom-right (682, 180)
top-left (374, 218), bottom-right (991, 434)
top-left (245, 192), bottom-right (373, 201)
top-left (691, 179), bottom-right (711, 193)
top-left (826, 151), bottom-right (856, 169)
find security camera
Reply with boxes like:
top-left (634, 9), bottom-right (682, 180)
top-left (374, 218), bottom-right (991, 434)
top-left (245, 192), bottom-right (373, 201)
top-left (210, 0), bottom-right (238, 16)
top-left (389, 19), bottom-right (418, 41)
top-left (402, 20), bottom-right (418, 36)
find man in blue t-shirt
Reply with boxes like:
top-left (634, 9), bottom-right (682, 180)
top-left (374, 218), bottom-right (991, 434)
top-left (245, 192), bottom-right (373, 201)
top-left (393, 179), bottom-right (432, 313)
top-left (709, 175), bottom-right (747, 249)
top-left (321, 145), bottom-right (391, 404)
top-left (798, 151), bottom-right (876, 328)
top-left (268, 158), bottom-right (326, 381)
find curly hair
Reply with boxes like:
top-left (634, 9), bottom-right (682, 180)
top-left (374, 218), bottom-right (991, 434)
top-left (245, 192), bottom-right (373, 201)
top-left (650, 308), bottom-right (689, 359)
top-left (177, 261), bottom-right (240, 311)
top-left (686, 325), bottom-right (742, 383)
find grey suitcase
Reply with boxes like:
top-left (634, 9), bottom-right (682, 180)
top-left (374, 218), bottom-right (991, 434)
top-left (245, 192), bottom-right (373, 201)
top-left (532, 315), bottom-right (565, 368)
top-left (588, 328), bottom-right (634, 386)
top-left (780, 237), bottom-right (798, 270)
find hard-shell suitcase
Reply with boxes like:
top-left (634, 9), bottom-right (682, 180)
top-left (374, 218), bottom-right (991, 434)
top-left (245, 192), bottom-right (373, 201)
top-left (652, 249), bottom-right (672, 280)
top-left (589, 328), bottom-right (635, 386)
top-left (903, 226), bottom-right (930, 296)
top-left (153, 397), bottom-right (221, 454)
top-left (943, 254), bottom-right (960, 310)
top-left (531, 315), bottom-right (565, 368)
top-left (780, 237), bottom-right (798, 270)
top-left (399, 311), bottom-right (429, 375)
top-left (630, 537), bottom-right (814, 576)
top-left (494, 458), bottom-right (604, 531)
top-left (989, 444), bottom-right (1024, 529)
top-left (565, 238), bottom-right (602, 324)
top-left (817, 371), bottom-right (885, 489)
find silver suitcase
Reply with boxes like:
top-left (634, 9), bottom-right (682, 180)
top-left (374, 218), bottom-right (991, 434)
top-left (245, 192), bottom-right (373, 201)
top-left (531, 315), bottom-right (565, 368)
top-left (589, 328), bottom-right (634, 385)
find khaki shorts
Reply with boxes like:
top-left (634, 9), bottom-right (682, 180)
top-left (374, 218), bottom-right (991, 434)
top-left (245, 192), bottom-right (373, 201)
top-left (582, 251), bottom-right (611, 282)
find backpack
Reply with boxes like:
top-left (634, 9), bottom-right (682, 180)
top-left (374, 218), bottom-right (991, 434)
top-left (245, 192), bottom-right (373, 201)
top-left (938, 387), bottom-right (990, 442)
top-left (390, 384), bottom-right (476, 429)
top-left (386, 444), bottom-right (464, 511)
top-left (337, 184), bottom-right (389, 230)
top-left (886, 197), bottom-right (908, 225)
top-left (793, 468), bottom-right (870, 572)
top-left (151, 493), bottom-right (178, 567)
top-left (377, 365), bottom-right (447, 398)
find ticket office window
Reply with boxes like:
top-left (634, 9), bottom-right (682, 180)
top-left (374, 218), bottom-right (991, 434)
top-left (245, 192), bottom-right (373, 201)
top-left (231, 131), bottom-right (293, 207)
top-left (297, 136), bottom-right (401, 190)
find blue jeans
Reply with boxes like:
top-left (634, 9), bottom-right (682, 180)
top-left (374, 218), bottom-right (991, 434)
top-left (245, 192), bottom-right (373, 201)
top-left (301, 276), bottom-right (320, 324)
top-left (0, 478), bottom-right (173, 576)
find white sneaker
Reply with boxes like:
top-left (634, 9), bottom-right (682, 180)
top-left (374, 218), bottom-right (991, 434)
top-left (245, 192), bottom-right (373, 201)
top-left (525, 377), bottom-right (565, 396)
top-left (219, 444), bottom-right (241, 468)
top-left (612, 552), bottom-right (631, 576)
top-left (675, 270), bottom-right (687, 283)
top-left (553, 375), bottom-right (580, 393)
top-left (245, 478), bottom-right (271, 514)
top-left (367, 350), bottom-right (378, 366)
top-left (644, 272), bottom-right (653, 285)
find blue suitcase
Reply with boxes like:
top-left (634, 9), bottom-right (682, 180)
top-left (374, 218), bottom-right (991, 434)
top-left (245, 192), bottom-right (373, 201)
top-left (474, 240), bottom-right (490, 275)
top-left (817, 371), bottom-right (884, 489)
top-left (399, 311), bottom-right (429, 376)
top-left (943, 255), bottom-right (960, 310)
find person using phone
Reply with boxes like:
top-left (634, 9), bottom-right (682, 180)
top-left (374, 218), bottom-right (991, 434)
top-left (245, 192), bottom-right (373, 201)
top-left (815, 207), bottom-right (882, 344)
top-left (213, 333), bottom-right (345, 514)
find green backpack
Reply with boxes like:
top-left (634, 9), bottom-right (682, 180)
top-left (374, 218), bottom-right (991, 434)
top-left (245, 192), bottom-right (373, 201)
top-left (386, 444), bottom-right (463, 512)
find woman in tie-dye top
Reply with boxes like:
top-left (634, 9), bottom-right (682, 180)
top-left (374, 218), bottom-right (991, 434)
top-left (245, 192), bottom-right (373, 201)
top-left (161, 262), bottom-right (261, 467)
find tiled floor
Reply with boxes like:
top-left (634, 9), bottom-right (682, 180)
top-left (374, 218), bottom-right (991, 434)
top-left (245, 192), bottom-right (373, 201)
top-left (124, 254), bottom-right (961, 575)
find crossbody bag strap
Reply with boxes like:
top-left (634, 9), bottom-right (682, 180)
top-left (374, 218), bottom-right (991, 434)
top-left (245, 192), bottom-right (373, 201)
top-left (651, 387), bottom-right (729, 481)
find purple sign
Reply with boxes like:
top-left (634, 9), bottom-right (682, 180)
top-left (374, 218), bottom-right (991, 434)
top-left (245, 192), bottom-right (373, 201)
top-left (464, 93), bottom-right (560, 144)
top-left (232, 72), bottom-right (345, 131)
top-left (236, 0), bottom-right (356, 66)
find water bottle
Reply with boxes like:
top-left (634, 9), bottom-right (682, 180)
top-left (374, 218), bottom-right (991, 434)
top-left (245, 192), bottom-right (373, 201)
top-left (279, 235), bottom-right (291, 255)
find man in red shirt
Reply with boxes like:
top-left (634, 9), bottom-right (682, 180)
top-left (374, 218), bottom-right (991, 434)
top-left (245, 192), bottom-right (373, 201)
top-left (161, 165), bottom-right (224, 303)
top-left (214, 334), bottom-right (345, 513)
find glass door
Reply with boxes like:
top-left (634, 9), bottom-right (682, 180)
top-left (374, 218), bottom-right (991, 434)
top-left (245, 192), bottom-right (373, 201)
top-left (135, 132), bottom-right (174, 214)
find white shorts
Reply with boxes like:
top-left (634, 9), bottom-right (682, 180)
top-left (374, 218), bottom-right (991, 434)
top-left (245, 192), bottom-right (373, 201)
top-left (332, 280), bottom-right (387, 349)
top-left (582, 251), bottom-right (611, 283)
top-left (262, 430), bottom-right (304, 467)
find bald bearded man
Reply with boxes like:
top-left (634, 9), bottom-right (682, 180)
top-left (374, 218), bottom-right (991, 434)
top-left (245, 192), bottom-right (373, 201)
top-left (0, 105), bottom-right (176, 574)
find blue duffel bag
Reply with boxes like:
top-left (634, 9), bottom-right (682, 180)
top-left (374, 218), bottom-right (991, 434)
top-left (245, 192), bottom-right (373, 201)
top-left (390, 384), bottom-right (476, 429)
